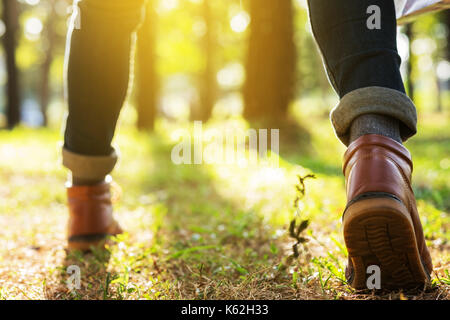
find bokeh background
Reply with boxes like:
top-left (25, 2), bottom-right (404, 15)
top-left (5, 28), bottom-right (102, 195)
top-left (0, 0), bottom-right (448, 129)
top-left (0, 0), bottom-right (448, 300)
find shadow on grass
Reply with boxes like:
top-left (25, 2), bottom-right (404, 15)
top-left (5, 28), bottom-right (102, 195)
top-left (268, 118), bottom-right (342, 177)
top-left (108, 134), bottom-right (331, 300)
top-left (407, 135), bottom-right (450, 211)
top-left (130, 140), bottom-right (296, 299)
top-left (45, 247), bottom-right (117, 300)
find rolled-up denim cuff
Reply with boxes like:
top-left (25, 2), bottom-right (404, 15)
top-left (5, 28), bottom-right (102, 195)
top-left (62, 147), bottom-right (119, 180)
top-left (330, 86), bottom-right (417, 146)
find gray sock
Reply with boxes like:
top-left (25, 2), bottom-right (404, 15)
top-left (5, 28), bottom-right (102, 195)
top-left (349, 114), bottom-right (402, 145)
top-left (72, 176), bottom-right (106, 186)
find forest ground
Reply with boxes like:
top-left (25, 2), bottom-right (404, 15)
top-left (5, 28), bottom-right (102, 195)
top-left (0, 110), bottom-right (448, 300)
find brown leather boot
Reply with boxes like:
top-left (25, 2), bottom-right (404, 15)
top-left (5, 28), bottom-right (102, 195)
top-left (342, 134), bottom-right (432, 289)
top-left (67, 181), bottom-right (123, 251)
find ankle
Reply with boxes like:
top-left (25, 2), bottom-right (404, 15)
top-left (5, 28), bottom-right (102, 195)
top-left (72, 176), bottom-right (106, 186)
top-left (349, 114), bottom-right (402, 145)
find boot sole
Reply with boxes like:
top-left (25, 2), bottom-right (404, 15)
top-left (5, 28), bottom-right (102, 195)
top-left (67, 237), bottom-right (109, 252)
top-left (343, 197), bottom-right (430, 290)
top-left (67, 221), bottom-right (123, 252)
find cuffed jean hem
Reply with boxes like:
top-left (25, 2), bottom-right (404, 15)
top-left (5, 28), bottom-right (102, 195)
top-left (62, 147), bottom-right (119, 180)
top-left (331, 86), bottom-right (417, 146)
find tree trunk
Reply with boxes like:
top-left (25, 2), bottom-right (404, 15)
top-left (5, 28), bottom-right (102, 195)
top-left (40, 0), bottom-right (57, 127)
top-left (434, 9), bottom-right (450, 113)
top-left (243, 0), bottom-right (296, 126)
top-left (404, 23), bottom-right (415, 101)
top-left (2, 0), bottom-right (21, 129)
top-left (445, 9), bottom-right (450, 111)
top-left (191, 0), bottom-right (217, 122)
top-left (135, 0), bottom-right (158, 131)
top-left (435, 71), bottom-right (442, 113)
top-left (447, 9), bottom-right (450, 63)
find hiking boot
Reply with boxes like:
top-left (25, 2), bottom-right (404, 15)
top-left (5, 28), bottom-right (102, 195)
top-left (67, 181), bottom-right (122, 251)
top-left (342, 134), bottom-right (432, 289)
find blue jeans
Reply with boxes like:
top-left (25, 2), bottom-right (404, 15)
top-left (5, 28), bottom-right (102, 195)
top-left (307, 0), bottom-right (405, 98)
top-left (308, 0), bottom-right (416, 145)
top-left (64, 0), bottom-right (146, 156)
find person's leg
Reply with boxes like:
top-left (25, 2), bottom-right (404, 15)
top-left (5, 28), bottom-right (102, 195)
top-left (307, 0), bottom-right (432, 289)
top-left (63, 0), bottom-right (146, 250)
top-left (63, 0), bottom-right (146, 185)
top-left (308, 0), bottom-right (416, 146)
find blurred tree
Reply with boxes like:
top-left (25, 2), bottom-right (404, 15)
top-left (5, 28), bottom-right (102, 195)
top-left (405, 23), bottom-right (415, 100)
top-left (135, 0), bottom-right (159, 130)
top-left (436, 8), bottom-right (450, 113)
top-left (2, 0), bottom-right (21, 128)
top-left (433, 10), bottom-right (450, 113)
top-left (191, 0), bottom-right (217, 122)
top-left (39, 0), bottom-right (58, 127)
top-left (244, 0), bottom-right (296, 126)
top-left (444, 9), bottom-right (450, 110)
top-left (446, 9), bottom-right (450, 61)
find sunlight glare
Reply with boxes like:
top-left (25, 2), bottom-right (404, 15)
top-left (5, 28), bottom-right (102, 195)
top-left (436, 61), bottom-right (450, 81)
top-left (25, 0), bottom-right (40, 5)
top-left (157, 0), bottom-right (179, 13)
top-left (25, 17), bottom-right (43, 40)
top-left (217, 63), bottom-right (245, 88)
top-left (230, 11), bottom-right (250, 33)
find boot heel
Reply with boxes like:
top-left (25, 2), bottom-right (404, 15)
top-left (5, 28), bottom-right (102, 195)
top-left (343, 197), bottom-right (429, 290)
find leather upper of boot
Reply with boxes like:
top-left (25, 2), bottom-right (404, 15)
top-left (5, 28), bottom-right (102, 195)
top-left (342, 134), bottom-right (432, 274)
top-left (67, 182), bottom-right (121, 240)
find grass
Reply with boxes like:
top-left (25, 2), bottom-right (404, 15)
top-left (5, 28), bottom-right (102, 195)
top-left (0, 110), bottom-right (448, 300)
